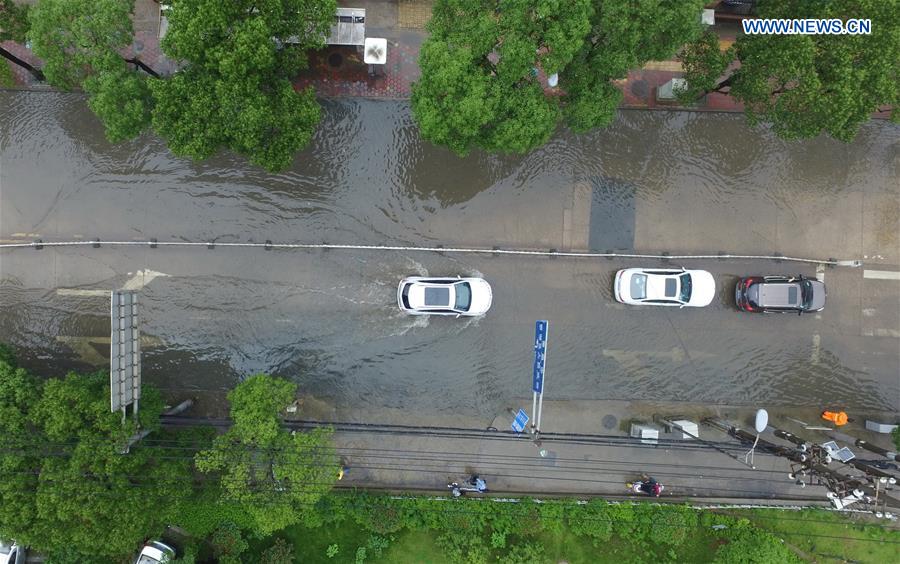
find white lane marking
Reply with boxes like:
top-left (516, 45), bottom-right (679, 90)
top-left (863, 270), bottom-right (900, 281)
top-left (816, 264), bottom-right (825, 283)
top-left (122, 269), bottom-right (169, 290)
top-left (862, 329), bottom-right (900, 338)
top-left (810, 334), bottom-right (820, 364)
top-left (862, 308), bottom-right (877, 317)
top-left (56, 289), bottom-right (108, 297)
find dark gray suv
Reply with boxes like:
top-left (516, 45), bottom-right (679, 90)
top-left (735, 275), bottom-right (826, 314)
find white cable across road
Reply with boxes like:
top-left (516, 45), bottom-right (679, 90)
top-left (0, 239), bottom-right (863, 267)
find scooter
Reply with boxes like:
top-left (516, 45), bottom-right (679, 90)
top-left (448, 475), bottom-right (488, 497)
top-left (626, 476), bottom-right (664, 497)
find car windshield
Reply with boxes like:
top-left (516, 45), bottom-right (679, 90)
top-left (800, 280), bottom-right (813, 308)
top-left (630, 274), bottom-right (647, 299)
top-left (454, 282), bottom-right (472, 310)
top-left (679, 273), bottom-right (692, 302)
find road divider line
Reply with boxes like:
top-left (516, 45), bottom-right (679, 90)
top-left (863, 270), bottom-right (900, 281)
top-left (0, 239), bottom-right (865, 267)
top-left (56, 289), bottom-right (109, 297)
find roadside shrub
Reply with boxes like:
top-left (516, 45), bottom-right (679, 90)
top-left (436, 531), bottom-right (489, 564)
top-left (366, 534), bottom-right (391, 558)
top-left (210, 522), bottom-right (248, 564)
top-left (355, 546), bottom-right (367, 563)
top-left (259, 538), bottom-right (294, 564)
top-left (498, 542), bottom-right (545, 564)
top-left (490, 530), bottom-right (507, 549)
top-left (567, 499), bottom-right (613, 545)
top-left (649, 506), bottom-right (697, 546)
top-left (326, 543), bottom-right (339, 558)
top-left (713, 519), bottom-right (801, 563)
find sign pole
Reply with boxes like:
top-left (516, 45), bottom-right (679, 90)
top-left (531, 320), bottom-right (548, 435)
top-left (536, 336), bottom-right (547, 431)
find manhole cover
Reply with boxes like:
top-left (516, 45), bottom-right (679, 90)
top-left (328, 53), bottom-right (344, 68)
top-left (602, 414), bottom-right (618, 430)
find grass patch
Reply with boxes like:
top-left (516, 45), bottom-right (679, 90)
top-left (248, 522), bottom-right (726, 563)
top-left (730, 509), bottom-right (900, 564)
top-left (247, 522), bottom-right (370, 563)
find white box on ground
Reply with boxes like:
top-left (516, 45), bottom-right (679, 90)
top-left (364, 38), bottom-right (387, 65)
top-left (702, 9), bottom-right (715, 26)
top-left (657, 78), bottom-right (687, 101)
top-left (671, 419), bottom-right (699, 439)
top-left (630, 423), bottom-right (659, 445)
top-left (865, 420), bottom-right (898, 434)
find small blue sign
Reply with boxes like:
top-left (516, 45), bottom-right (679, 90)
top-left (532, 320), bottom-right (548, 393)
top-left (511, 408), bottom-right (529, 433)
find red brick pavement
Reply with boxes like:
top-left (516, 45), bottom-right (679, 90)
top-left (293, 40), bottom-right (420, 99)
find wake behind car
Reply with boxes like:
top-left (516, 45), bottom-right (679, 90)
top-left (735, 275), bottom-right (825, 313)
top-left (614, 267), bottom-right (715, 307)
top-left (398, 276), bottom-right (492, 316)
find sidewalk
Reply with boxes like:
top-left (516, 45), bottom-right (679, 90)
top-left (297, 400), bottom-right (899, 503)
top-left (172, 387), bottom-right (900, 504)
top-left (2, 0), bottom-right (745, 112)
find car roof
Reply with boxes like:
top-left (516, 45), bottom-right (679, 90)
top-left (758, 282), bottom-right (801, 306)
top-left (423, 286), bottom-right (451, 306)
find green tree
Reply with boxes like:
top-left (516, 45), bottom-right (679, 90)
top-left (26, 0), bottom-right (153, 141)
top-left (195, 374), bottom-right (339, 535)
top-left (0, 0), bottom-right (44, 82)
top-left (0, 348), bottom-right (195, 563)
top-left (412, 0), bottom-right (705, 154)
top-left (680, 0), bottom-right (900, 141)
top-left (0, 0), bottom-right (29, 42)
top-left (150, 0), bottom-right (336, 171)
top-left (27, 0), bottom-right (134, 90)
top-left (713, 518), bottom-right (802, 563)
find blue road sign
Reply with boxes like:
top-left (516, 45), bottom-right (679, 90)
top-left (532, 320), bottom-right (548, 393)
top-left (512, 408), bottom-right (529, 433)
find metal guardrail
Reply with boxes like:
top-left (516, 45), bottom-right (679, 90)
top-left (0, 238), bottom-right (863, 267)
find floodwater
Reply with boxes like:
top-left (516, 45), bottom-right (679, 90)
top-left (1, 92), bottom-right (898, 416)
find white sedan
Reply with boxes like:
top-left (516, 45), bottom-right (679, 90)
top-left (614, 268), bottom-right (715, 308)
top-left (397, 276), bottom-right (493, 316)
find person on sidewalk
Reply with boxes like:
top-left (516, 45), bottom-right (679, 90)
top-left (468, 474), bottom-right (488, 492)
top-left (632, 475), bottom-right (663, 497)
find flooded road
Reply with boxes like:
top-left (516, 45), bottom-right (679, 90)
top-left (1, 91), bottom-right (898, 415)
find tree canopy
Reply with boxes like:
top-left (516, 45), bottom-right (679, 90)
top-left (150, 0), bottom-right (336, 171)
top-left (0, 0), bottom-right (29, 43)
top-left (0, 346), bottom-right (193, 563)
top-left (0, 346), bottom-right (339, 561)
top-left (196, 374), bottom-right (339, 535)
top-left (680, 0), bottom-right (900, 141)
top-left (27, 0), bottom-right (134, 90)
top-left (412, 0), bottom-right (706, 155)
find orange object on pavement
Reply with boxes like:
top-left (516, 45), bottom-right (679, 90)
top-left (822, 411), bottom-right (849, 426)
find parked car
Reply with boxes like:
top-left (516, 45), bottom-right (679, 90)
top-left (397, 276), bottom-right (492, 316)
top-left (135, 541), bottom-right (176, 564)
top-left (735, 275), bottom-right (826, 313)
top-left (614, 267), bottom-right (715, 307)
top-left (0, 541), bottom-right (24, 564)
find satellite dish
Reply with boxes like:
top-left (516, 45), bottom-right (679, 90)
top-left (754, 409), bottom-right (769, 433)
